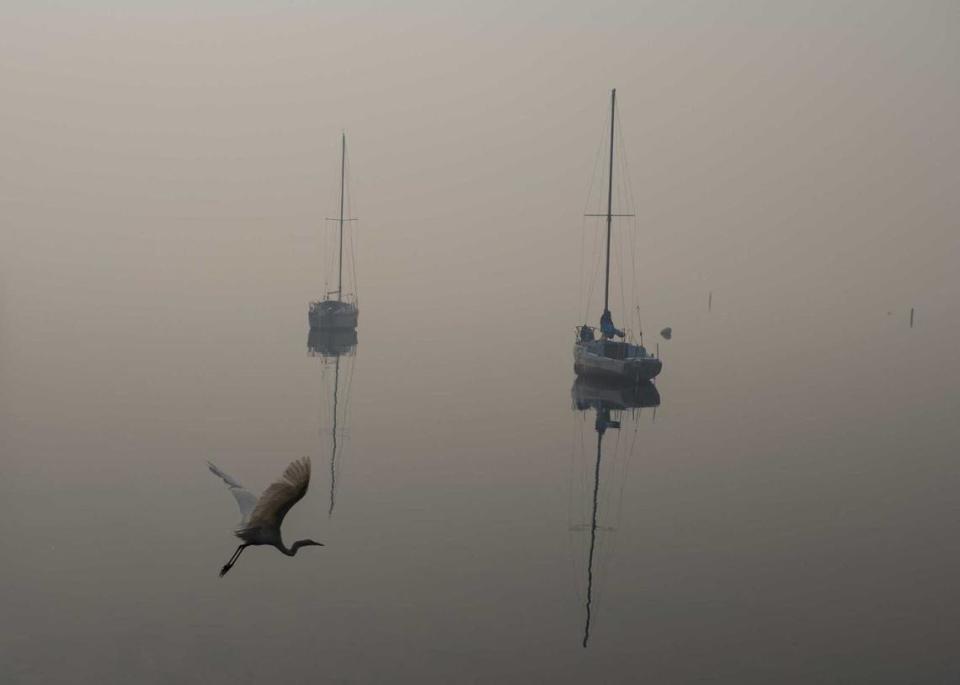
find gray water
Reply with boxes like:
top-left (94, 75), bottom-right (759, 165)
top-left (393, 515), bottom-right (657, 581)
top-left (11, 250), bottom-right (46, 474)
top-left (2, 218), bottom-right (958, 682)
top-left (3, 3), bottom-right (960, 683)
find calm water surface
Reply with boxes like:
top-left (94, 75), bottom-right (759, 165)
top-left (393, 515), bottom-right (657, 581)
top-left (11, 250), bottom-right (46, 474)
top-left (1, 217), bottom-right (958, 684)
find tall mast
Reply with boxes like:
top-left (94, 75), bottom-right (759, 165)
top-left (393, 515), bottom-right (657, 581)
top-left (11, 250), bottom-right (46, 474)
top-left (603, 89), bottom-right (616, 315)
top-left (337, 133), bottom-right (346, 302)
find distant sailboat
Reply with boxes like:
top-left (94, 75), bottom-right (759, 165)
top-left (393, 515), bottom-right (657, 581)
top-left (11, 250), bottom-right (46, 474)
top-left (574, 90), bottom-right (662, 383)
top-left (309, 133), bottom-right (359, 331)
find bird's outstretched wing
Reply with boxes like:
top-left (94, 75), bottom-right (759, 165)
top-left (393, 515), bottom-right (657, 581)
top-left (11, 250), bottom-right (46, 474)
top-left (208, 461), bottom-right (258, 525)
top-left (247, 457), bottom-right (311, 530)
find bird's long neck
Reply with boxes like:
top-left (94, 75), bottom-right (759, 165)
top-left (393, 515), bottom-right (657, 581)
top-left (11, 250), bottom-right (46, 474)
top-left (278, 540), bottom-right (311, 556)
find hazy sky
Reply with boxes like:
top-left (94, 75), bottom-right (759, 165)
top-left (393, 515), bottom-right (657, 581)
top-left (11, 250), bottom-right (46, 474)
top-left (2, 1), bottom-right (958, 329)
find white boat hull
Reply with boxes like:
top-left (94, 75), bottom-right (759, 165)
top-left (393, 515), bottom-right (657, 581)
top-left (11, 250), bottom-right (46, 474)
top-left (573, 341), bottom-right (662, 383)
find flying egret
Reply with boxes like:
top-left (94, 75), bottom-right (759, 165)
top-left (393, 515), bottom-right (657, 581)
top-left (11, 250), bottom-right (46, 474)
top-left (208, 456), bottom-right (324, 577)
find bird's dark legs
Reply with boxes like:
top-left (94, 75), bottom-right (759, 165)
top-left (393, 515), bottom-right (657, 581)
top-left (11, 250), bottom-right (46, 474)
top-left (220, 544), bottom-right (247, 577)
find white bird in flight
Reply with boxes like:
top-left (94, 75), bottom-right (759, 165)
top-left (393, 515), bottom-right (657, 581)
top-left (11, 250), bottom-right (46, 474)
top-left (208, 456), bottom-right (324, 577)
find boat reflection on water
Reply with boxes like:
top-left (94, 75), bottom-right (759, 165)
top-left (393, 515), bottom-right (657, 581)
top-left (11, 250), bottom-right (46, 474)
top-left (572, 376), bottom-right (660, 414)
top-left (307, 329), bottom-right (357, 516)
top-left (307, 328), bottom-right (358, 358)
top-left (570, 377), bottom-right (660, 648)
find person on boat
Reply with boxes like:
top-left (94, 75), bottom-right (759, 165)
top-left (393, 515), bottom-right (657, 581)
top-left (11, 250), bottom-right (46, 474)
top-left (599, 309), bottom-right (624, 339)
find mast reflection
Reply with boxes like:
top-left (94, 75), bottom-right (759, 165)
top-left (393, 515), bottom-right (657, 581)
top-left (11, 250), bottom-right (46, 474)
top-left (307, 329), bottom-right (357, 516)
top-left (571, 377), bottom-right (660, 648)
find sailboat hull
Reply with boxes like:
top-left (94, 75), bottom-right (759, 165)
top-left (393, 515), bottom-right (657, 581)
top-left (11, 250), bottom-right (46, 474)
top-left (308, 300), bottom-right (358, 331)
top-left (573, 341), bottom-right (662, 382)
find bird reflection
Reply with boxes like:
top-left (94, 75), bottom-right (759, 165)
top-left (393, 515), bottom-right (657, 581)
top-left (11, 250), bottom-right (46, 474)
top-left (208, 457), bottom-right (324, 577)
top-left (571, 377), bottom-right (660, 647)
top-left (307, 328), bottom-right (357, 516)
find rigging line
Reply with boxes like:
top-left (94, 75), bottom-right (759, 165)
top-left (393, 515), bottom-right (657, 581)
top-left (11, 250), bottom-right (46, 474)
top-left (337, 132), bottom-right (347, 302)
top-left (618, 112), bottom-right (642, 233)
top-left (611, 198), bottom-right (622, 322)
top-left (609, 418), bottom-right (625, 505)
top-left (571, 422), bottom-right (591, 604)
top-left (625, 168), bottom-right (640, 326)
top-left (567, 416), bottom-right (577, 532)
top-left (580, 112), bottom-right (611, 323)
top-left (577, 417), bottom-right (589, 503)
top-left (324, 163), bottom-right (340, 296)
top-left (613, 228), bottom-right (627, 327)
top-left (342, 152), bottom-right (353, 297)
top-left (615, 111), bottom-right (641, 317)
top-left (629, 212), bottom-right (638, 327)
top-left (323, 220), bottom-right (334, 295)
top-left (614, 123), bottom-right (636, 317)
top-left (589, 126), bottom-right (611, 319)
top-left (619, 225), bottom-right (627, 325)
top-left (346, 154), bottom-right (360, 301)
top-left (579, 119), bottom-right (605, 321)
top-left (614, 134), bottom-right (632, 322)
top-left (343, 152), bottom-right (351, 293)
top-left (341, 367), bottom-right (355, 443)
top-left (328, 355), bottom-right (357, 512)
top-left (319, 165), bottom-right (331, 294)
top-left (578, 217), bottom-right (588, 323)
top-left (349, 217), bottom-right (359, 301)
top-left (566, 413), bottom-right (576, 530)
top-left (599, 417), bottom-right (630, 570)
top-left (615, 414), bottom-right (642, 528)
top-left (582, 220), bottom-right (597, 322)
top-left (584, 221), bottom-right (601, 323)
top-left (611, 412), bottom-right (641, 544)
top-left (581, 215), bottom-right (601, 324)
top-left (326, 143), bottom-right (342, 293)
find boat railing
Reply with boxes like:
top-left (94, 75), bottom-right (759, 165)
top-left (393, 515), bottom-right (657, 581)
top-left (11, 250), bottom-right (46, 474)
top-left (318, 292), bottom-right (358, 306)
top-left (575, 325), bottom-right (597, 343)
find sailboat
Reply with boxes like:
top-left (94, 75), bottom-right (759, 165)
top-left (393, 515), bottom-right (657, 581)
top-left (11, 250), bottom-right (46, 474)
top-left (574, 90), bottom-right (662, 383)
top-left (571, 376), bottom-right (660, 647)
top-left (309, 133), bottom-right (359, 331)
